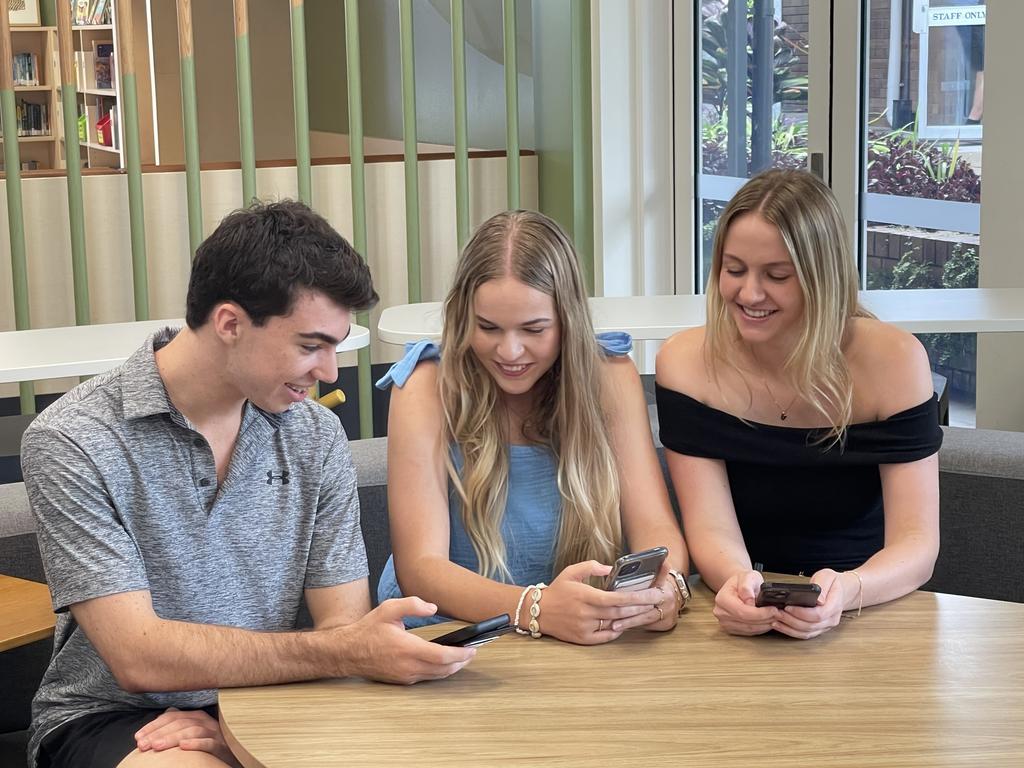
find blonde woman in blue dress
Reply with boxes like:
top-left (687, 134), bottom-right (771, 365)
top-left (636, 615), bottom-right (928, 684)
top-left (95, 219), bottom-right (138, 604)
top-left (377, 210), bottom-right (689, 644)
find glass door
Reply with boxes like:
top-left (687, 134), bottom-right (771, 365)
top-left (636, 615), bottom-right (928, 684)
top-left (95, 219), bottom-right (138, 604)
top-left (696, 0), bottom-right (811, 291)
top-left (862, 0), bottom-right (983, 425)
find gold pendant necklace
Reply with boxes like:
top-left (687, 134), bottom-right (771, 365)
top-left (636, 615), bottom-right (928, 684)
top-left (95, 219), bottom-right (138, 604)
top-left (761, 377), bottom-right (799, 421)
top-left (748, 346), bottom-right (799, 421)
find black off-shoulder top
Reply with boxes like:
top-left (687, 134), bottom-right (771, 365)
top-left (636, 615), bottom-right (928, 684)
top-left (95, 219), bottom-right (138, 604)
top-left (655, 384), bottom-right (943, 576)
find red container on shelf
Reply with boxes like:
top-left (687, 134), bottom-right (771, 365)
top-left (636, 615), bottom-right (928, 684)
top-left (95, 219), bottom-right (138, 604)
top-left (96, 114), bottom-right (112, 146)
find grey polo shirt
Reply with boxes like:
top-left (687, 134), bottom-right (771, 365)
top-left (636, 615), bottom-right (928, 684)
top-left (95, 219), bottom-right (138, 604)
top-left (21, 328), bottom-right (368, 765)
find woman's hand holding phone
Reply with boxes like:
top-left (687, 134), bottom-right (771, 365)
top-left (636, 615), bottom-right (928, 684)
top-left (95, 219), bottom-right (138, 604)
top-left (539, 560), bottom-right (665, 645)
top-left (713, 569), bottom-right (780, 636)
top-left (769, 569), bottom-right (845, 640)
top-left (640, 562), bottom-right (679, 633)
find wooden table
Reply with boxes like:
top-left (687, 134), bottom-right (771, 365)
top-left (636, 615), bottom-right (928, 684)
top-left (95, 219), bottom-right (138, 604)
top-left (0, 319), bottom-right (370, 384)
top-left (219, 584), bottom-right (1024, 767)
top-left (377, 287), bottom-right (1024, 344)
top-left (0, 574), bottom-right (54, 652)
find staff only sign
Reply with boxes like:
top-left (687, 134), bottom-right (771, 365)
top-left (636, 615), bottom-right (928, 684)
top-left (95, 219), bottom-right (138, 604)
top-left (928, 4), bottom-right (986, 27)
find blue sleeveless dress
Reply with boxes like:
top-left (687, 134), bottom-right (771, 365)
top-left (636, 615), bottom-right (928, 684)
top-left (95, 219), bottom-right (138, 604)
top-left (374, 333), bottom-right (632, 627)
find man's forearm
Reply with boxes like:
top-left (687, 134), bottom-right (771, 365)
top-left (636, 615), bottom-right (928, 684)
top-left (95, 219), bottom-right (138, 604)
top-left (110, 618), bottom-right (348, 692)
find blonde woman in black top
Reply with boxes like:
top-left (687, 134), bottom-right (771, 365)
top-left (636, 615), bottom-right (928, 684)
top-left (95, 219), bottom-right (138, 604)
top-left (656, 169), bottom-right (942, 640)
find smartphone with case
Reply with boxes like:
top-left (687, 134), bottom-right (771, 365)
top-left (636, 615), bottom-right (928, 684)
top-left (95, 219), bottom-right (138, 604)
top-left (604, 547), bottom-right (668, 592)
top-left (755, 582), bottom-right (822, 608)
top-left (430, 614), bottom-right (513, 647)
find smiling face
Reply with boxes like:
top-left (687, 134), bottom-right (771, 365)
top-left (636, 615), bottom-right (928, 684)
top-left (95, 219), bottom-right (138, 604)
top-left (227, 289), bottom-right (351, 413)
top-left (469, 276), bottom-right (562, 402)
top-left (718, 212), bottom-right (805, 349)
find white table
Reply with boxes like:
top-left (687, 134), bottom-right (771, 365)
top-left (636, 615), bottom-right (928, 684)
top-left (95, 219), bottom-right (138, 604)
top-left (377, 288), bottom-right (1024, 344)
top-left (0, 319), bottom-right (370, 384)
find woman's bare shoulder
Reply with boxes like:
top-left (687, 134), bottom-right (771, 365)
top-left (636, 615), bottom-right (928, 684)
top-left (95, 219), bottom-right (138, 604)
top-left (388, 358), bottom-right (442, 420)
top-left (847, 317), bottom-right (933, 415)
top-left (655, 327), bottom-right (710, 396)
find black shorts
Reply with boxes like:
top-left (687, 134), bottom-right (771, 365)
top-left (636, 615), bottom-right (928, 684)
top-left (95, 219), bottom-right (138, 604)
top-left (37, 705), bottom-right (219, 768)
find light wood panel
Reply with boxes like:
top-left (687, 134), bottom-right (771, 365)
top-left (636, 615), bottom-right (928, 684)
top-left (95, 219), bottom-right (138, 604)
top-left (0, 574), bottom-right (54, 651)
top-left (220, 584), bottom-right (1024, 767)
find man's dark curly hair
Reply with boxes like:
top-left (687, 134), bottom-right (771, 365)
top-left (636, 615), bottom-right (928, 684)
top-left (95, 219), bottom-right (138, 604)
top-left (185, 200), bottom-right (378, 328)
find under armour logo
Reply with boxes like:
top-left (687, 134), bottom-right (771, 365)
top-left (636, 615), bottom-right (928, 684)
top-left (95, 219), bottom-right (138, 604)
top-left (266, 470), bottom-right (290, 485)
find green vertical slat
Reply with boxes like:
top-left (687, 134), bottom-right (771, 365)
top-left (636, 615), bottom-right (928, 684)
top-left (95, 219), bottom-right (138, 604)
top-left (503, 0), bottom-right (520, 209)
top-left (179, 55), bottom-right (203, 257)
top-left (400, 0), bottom-right (421, 303)
top-left (121, 72), bottom-right (150, 320)
top-left (0, 89), bottom-right (36, 414)
top-left (61, 86), bottom-right (90, 323)
top-left (234, 2), bottom-right (257, 204)
top-left (345, 0), bottom-right (373, 439)
top-left (570, 0), bottom-right (594, 295)
top-left (291, 0), bottom-right (311, 206)
top-left (451, 0), bottom-right (469, 249)
top-left (59, 0), bottom-right (90, 326)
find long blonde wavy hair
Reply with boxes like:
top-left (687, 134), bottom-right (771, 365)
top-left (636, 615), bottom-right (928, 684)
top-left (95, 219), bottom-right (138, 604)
top-left (705, 169), bottom-right (874, 442)
top-left (439, 210), bottom-right (623, 580)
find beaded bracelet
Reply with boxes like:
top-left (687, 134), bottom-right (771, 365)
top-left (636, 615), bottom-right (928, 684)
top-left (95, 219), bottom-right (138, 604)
top-left (513, 584), bottom-right (533, 636)
top-left (526, 583), bottom-right (548, 638)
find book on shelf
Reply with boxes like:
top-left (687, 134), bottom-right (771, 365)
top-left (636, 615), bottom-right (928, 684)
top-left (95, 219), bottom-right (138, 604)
top-left (1, 99), bottom-right (51, 138)
top-left (72, 0), bottom-right (89, 25)
top-left (92, 0), bottom-right (111, 24)
top-left (73, 0), bottom-right (112, 25)
top-left (94, 42), bottom-right (114, 89)
top-left (12, 52), bottom-right (41, 87)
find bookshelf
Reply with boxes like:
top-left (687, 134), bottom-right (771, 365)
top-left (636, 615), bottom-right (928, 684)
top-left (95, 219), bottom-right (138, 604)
top-left (0, 26), bottom-right (62, 171)
top-left (63, 18), bottom-right (124, 169)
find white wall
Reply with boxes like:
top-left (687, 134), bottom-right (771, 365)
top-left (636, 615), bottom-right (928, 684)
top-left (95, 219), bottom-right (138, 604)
top-left (0, 155), bottom-right (537, 398)
top-left (975, 1), bottom-right (1024, 430)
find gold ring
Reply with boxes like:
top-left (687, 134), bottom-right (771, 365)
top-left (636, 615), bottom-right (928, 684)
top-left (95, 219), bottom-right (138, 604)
top-left (656, 606), bottom-right (665, 622)
top-left (597, 618), bottom-right (605, 632)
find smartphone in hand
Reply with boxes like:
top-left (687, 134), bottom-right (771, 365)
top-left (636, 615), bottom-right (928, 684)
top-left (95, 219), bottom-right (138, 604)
top-left (604, 547), bottom-right (668, 592)
top-left (755, 582), bottom-right (822, 608)
top-left (430, 614), bottom-right (513, 647)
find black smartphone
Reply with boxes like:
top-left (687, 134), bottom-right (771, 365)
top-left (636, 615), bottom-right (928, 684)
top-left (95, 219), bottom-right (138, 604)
top-left (430, 614), bottom-right (513, 647)
top-left (604, 546), bottom-right (668, 592)
top-left (755, 581), bottom-right (822, 608)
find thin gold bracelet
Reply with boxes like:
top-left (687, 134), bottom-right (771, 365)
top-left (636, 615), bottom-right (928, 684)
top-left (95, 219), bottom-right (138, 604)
top-left (848, 569), bottom-right (864, 617)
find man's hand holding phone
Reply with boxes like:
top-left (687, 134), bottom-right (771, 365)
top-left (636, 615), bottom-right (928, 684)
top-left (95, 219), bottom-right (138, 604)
top-left (334, 597), bottom-right (477, 684)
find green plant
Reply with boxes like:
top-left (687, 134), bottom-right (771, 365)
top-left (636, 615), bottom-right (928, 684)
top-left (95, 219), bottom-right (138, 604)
top-left (941, 242), bottom-right (979, 289)
top-left (701, 111), bottom-right (808, 173)
top-left (890, 246), bottom-right (937, 290)
top-left (928, 243), bottom-right (979, 370)
top-left (866, 114), bottom-right (980, 202)
top-left (701, 1), bottom-right (808, 119)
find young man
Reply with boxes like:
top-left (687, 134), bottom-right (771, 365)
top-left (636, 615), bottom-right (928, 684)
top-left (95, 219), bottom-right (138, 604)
top-left (22, 201), bottom-right (475, 768)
